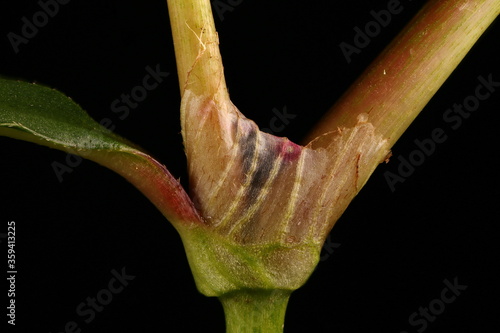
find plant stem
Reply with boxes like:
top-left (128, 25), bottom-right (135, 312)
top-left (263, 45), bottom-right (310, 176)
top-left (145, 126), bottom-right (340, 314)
top-left (220, 289), bottom-right (291, 333)
top-left (165, 0), bottom-right (498, 331)
top-left (304, 0), bottom-right (499, 147)
top-left (166, 0), bottom-right (229, 103)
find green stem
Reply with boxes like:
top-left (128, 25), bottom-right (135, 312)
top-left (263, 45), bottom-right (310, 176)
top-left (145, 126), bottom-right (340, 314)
top-left (166, 0), bottom-right (229, 102)
top-left (304, 0), bottom-right (500, 147)
top-left (220, 290), bottom-right (291, 333)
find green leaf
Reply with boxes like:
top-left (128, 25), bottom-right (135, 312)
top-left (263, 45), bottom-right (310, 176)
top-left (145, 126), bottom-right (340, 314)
top-left (0, 77), bottom-right (201, 227)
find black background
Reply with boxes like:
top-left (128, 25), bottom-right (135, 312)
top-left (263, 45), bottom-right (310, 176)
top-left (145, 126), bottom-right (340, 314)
top-left (0, 1), bottom-right (498, 332)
